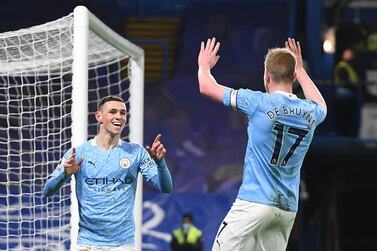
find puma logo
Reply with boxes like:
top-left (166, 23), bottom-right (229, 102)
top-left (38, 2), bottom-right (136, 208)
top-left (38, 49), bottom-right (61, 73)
top-left (88, 161), bottom-right (96, 167)
top-left (216, 239), bottom-right (223, 247)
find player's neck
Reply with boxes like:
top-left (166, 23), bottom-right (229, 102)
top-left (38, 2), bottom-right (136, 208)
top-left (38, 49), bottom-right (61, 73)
top-left (268, 81), bottom-right (292, 94)
top-left (94, 133), bottom-right (120, 151)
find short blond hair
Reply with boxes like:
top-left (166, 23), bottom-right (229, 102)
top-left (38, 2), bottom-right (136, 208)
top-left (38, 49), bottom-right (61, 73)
top-left (264, 48), bottom-right (296, 83)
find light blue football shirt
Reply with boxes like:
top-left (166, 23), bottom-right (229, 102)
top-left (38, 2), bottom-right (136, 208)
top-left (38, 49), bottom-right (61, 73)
top-left (43, 139), bottom-right (172, 246)
top-left (224, 88), bottom-right (326, 212)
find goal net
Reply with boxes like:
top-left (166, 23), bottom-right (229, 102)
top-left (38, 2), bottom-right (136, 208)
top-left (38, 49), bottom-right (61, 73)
top-left (0, 6), bottom-right (144, 251)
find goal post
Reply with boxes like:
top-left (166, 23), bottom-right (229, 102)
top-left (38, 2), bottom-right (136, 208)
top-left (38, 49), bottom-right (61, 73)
top-left (0, 5), bottom-right (144, 251)
top-left (71, 6), bottom-right (145, 251)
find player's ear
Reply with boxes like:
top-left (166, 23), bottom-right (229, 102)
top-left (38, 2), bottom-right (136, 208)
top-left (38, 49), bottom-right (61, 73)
top-left (293, 72), bottom-right (297, 83)
top-left (95, 110), bottom-right (103, 124)
top-left (265, 69), bottom-right (271, 83)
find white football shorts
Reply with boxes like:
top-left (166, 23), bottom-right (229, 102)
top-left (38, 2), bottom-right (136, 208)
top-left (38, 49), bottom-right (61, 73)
top-left (212, 199), bottom-right (296, 251)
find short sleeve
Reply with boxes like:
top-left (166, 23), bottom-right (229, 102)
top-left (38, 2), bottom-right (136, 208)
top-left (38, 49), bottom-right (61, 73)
top-left (138, 148), bottom-right (158, 181)
top-left (224, 88), bottom-right (262, 116)
top-left (49, 148), bottom-right (74, 181)
top-left (312, 102), bottom-right (327, 126)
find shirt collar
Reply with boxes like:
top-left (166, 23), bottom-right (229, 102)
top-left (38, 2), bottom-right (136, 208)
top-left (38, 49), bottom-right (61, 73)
top-left (273, 90), bottom-right (297, 99)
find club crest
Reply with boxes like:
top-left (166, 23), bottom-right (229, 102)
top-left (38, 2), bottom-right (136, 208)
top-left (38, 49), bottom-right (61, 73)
top-left (119, 158), bottom-right (131, 169)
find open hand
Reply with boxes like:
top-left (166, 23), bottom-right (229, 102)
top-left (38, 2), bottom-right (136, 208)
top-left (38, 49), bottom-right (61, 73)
top-left (146, 134), bottom-right (166, 161)
top-left (285, 38), bottom-right (303, 71)
top-left (64, 148), bottom-right (83, 175)
top-left (198, 37), bottom-right (221, 70)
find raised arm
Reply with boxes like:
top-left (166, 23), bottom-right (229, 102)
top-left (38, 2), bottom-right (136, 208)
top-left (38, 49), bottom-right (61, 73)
top-left (146, 134), bottom-right (173, 193)
top-left (42, 148), bottom-right (83, 197)
top-left (285, 38), bottom-right (327, 113)
top-left (197, 37), bottom-right (227, 103)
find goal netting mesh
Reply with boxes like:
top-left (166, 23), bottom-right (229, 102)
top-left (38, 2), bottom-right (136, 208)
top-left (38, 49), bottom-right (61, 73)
top-left (0, 9), bottom-right (142, 251)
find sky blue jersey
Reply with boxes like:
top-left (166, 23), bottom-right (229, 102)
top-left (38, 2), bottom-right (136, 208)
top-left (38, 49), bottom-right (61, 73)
top-left (43, 139), bottom-right (172, 246)
top-left (224, 88), bottom-right (326, 212)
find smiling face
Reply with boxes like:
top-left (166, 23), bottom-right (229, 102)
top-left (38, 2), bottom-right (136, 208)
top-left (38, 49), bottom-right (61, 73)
top-left (95, 100), bottom-right (127, 137)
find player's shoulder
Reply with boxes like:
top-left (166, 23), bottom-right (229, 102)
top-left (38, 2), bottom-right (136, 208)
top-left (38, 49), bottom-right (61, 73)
top-left (76, 139), bottom-right (96, 150)
top-left (298, 99), bottom-right (327, 122)
top-left (236, 88), bottom-right (267, 104)
top-left (119, 140), bottom-right (145, 152)
top-left (237, 88), bottom-right (265, 96)
top-left (301, 98), bottom-right (326, 111)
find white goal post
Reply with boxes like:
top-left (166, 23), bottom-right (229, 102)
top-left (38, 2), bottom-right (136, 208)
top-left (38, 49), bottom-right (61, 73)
top-left (0, 5), bottom-right (144, 251)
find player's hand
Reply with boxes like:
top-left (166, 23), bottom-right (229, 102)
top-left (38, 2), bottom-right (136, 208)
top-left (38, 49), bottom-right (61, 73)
top-left (285, 38), bottom-right (303, 71)
top-left (198, 37), bottom-right (221, 71)
top-left (64, 148), bottom-right (83, 175)
top-left (146, 134), bottom-right (166, 161)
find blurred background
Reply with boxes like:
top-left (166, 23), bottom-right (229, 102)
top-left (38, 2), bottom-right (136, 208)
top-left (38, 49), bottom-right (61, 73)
top-left (1, 0), bottom-right (377, 250)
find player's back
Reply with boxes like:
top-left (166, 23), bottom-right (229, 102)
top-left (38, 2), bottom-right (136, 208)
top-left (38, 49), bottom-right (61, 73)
top-left (229, 89), bottom-right (326, 212)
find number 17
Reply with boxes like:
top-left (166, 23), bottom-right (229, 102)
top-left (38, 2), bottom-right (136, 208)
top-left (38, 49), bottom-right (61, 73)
top-left (270, 123), bottom-right (308, 167)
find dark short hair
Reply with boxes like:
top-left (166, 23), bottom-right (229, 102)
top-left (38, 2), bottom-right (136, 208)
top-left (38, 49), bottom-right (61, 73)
top-left (97, 96), bottom-right (125, 110)
top-left (182, 212), bottom-right (194, 222)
